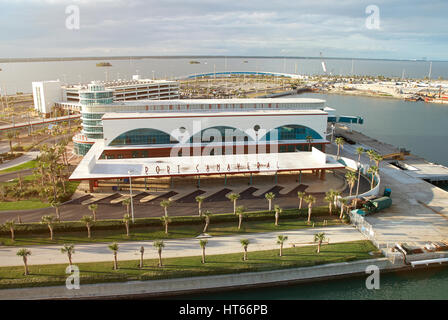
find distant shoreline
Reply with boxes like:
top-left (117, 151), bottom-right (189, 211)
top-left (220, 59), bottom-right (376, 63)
top-left (0, 56), bottom-right (444, 64)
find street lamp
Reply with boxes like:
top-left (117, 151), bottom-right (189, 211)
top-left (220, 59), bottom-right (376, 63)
top-left (128, 169), bottom-right (135, 223)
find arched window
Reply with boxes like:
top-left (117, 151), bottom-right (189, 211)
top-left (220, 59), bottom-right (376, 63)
top-left (261, 125), bottom-right (322, 141)
top-left (109, 128), bottom-right (178, 146)
top-left (189, 126), bottom-right (253, 143)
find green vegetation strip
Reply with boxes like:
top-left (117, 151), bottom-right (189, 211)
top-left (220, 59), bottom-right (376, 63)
top-left (0, 207), bottom-right (343, 246)
top-left (0, 160), bottom-right (37, 174)
top-left (0, 240), bottom-right (378, 290)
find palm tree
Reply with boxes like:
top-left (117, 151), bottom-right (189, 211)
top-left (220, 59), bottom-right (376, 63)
top-left (202, 210), bottom-right (212, 233)
top-left (108, 242), bottom-right (119, 270)
top-left (139, 246), bottom-right (145, 268)
top-left (314, 232), bottom-right (327, 253)
top-left (277, 235), bottom-right (288, 257)
top-left (153, 240), bottom-right (165, 267)
top-left (265, 192), bottom-right (275, 211)
top-left (305, 195), bottom-right (316, 224)
top-left (6, 130), bottom-right (14, 155)
top-left (16, 248), bottom-right (31, 275)
top-left (367, 166), bottom-right (379, 189)
top-left (122, 213), bottom-right (131, 236)
top-left (61, 244), bottom-right (75, 266)
top-left (40, 215), bottom-right (56, 240)
top-left (226, 193), bottom-right (240, 214)
top-left (81, 215), bottom-right (94, 238)
top-left (51, 201), bottom-right (62, 221)
top-left (122, 198), bottom-right (131, 215)
top-left (88, 204), bottom-right (98, 222)
top-left (366, 149), bottom-right (376, 166)
top-left (274, 205), bottom-right (282, 226)
top-left (3, 220), bottom-right (15, 241)
top-left (306, 135), bottom-right (314, 151)
top-left (160, 199), bottom-right (172, 217)
top-left (355, 147), bottom-right (364, 206)
top-left (236, 206), bottom-right (246, 230)
top-left (297, 191), bottom-right (306, 210)
top-left (199, 239), bottom-right (208, 264)
top-left (161, 216), bottom-right (172, 234)
top-left (240, 239), bottom-right (250, 261)
top-left (345, 171), bottom-right (357, 196)
top-left (324, 190), bottom-right (335, 215)
top-left (373, 153), bottom-right (383, 169)
top-left (335, 137), bottom-right (345, 159)
top-left (195, 196), bottom-right (205, 216)
top-left (339, 198), bottom-right (349, 219)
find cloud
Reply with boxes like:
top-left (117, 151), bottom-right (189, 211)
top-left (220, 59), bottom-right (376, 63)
top-left (0, 0), bottom-right (447, 60)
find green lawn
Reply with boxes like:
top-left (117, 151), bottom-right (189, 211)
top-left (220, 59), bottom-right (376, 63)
top-left (0, 160), bottom-right (37, 174)
top-left (0, 240), bottom-right (379, 290)
top-left (0, 200), bottom-right (51, 211)
top-left (0, 216), bottom-right (341, 246)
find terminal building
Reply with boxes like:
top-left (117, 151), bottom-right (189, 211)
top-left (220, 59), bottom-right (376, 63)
top-left (68, 95), bottom-right (346, 192)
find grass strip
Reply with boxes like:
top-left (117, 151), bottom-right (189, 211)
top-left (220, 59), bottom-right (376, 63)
top-left (0, 240), bottom-right (378, 290)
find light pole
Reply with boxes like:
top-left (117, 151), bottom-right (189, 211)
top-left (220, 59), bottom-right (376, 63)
top-left (128, 169), bottom-right (135, 223)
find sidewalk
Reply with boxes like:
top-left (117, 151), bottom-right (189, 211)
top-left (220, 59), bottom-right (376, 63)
top-left (0, 225), bottom-right (364, 267)
top-left (0, 151), bottom-right (40, 171)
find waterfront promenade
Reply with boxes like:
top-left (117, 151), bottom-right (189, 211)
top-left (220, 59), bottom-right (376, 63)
top-left (332, 127), bottom-right (448, 247)
top-left (0, 225), bottom-right (363, 267)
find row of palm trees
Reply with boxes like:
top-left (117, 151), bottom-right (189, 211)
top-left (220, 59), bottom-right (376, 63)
top-left (16, 232), bottom-right (329, 275)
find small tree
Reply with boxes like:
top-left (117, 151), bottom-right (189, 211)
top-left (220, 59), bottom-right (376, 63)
top-left (345, 171), bottom-right (357, 197)
top-left (153, 240), bottom-right (165, 267)
top-left (226, 193), bottom-right (240, 214)
top-left (355, 147), bottom-right (365, 207)
top-left (81, 215), bottom-right (94, 239)
top-left (160, 199), bottom-right (172, 217)
top-left (61, 244), bottom-right (75, 266)
top-left (236, 206), bottom-right (246, 230)
top-left (122, 198), bottom-right (131, 215)
top-left (108, 242), bottom-right (119, 270)
top-left (240, 239), bottom-right (250, 261)
top-left (51, 201), bottom-right (62, 221)
top-left (339, 198), bottom-right (349, 219)
top-left (6, 131), bottom-right (14, 155)
top-left (314, 232), bottom-right (327, 253)
top-left (199, 239), bottom-right (208, 264)
top-left (3, 220), bottom-right (15, 241)
top-left (367, 166), bottom-right (379, 189)
top-left (274, 205), bottom-right (282, 226)
top-left (40, 215), bottom-right (56, 240)
top-left (297, 191), bottom-right (306, 210)
top-left (277, 235), bottom-right (288, 257)
top-left (139, 246), bottom-right (145, 269)
top-left (305, 195), bottom-right (316, 224)
top-left (324, 190), bottom-right (335, 215)
top-left (306, 135), bottom-right (314, 151)
top-left (123, 213), bottom-right (131, 236)
top-left (161, 216), bottom-right (171, 234)
top-left (202, 210), bottom-right (212, 233)
top-left (265, 192), bottom-right (275, 211)
top-left (88, 204), bottom-right (98, 222)
top-left (17, 248), bottom-right (31, 275)
top-left (195, 196), bottom-right (205, 216)
top-left (335, 137), bottom-right (345, 159)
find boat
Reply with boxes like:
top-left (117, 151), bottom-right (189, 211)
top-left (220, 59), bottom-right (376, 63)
top-left (96, 62), bottom-right (112, 67)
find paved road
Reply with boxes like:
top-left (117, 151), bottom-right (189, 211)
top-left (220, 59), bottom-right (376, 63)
top-left (0, 225), bottom-right (364, 267)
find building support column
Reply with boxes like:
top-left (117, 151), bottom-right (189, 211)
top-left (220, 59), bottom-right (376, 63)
top-left (299, 171), bottom-right (302, 184)
top-left (224, 174), bottom-right (227, 186)
top-left (89, 180), bottom-right (95, 193)
top-left (170, 177), bottom-right (174, 189)
top-left (197, 175), bottom-right (201, 188)
top-left (249, 173), bottom-right (253, 185)
top-left (274, 172), bottom-right (278, 184)
top-left (320, 169), bottom-right (326, 180)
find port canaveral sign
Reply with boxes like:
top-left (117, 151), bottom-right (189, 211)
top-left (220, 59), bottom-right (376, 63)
top-left (142, 157), bottom-right (281, 176)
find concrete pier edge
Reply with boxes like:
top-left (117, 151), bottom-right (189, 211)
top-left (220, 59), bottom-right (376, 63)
top-left (0, 257), bottom-right (412, 300)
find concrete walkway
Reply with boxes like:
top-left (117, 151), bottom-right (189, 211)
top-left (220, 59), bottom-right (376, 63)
top-left (0, 225), bottom-right (364, 267)
top-left (0, 151), bottom-right (39, 171)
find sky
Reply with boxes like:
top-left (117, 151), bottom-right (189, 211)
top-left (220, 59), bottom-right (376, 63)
top-left (0, 0), bottom-right (447, 60)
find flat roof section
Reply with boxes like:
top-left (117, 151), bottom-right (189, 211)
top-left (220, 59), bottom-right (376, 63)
top-left (102, 109), bottom-right (328, 120)
top-left (69, 142), bottom-right (344, 180)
